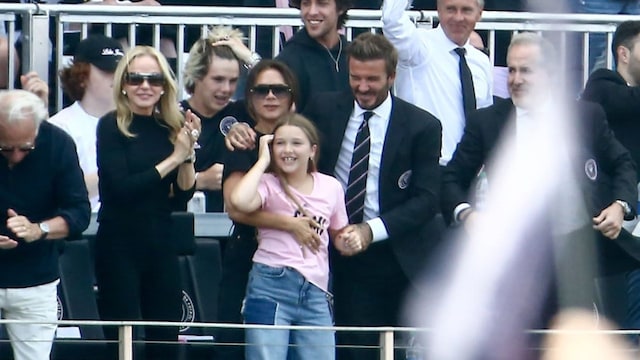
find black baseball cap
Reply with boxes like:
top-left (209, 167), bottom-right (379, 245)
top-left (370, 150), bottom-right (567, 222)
top-left (74, 35), bottom-right (124, 72)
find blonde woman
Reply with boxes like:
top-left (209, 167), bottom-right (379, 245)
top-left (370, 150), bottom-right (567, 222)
top-left (94, 45), bottom-right (200, 360)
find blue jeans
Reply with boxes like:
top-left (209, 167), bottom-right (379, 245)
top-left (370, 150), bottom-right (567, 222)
top-left (242, 263), bottom-right (335, 360)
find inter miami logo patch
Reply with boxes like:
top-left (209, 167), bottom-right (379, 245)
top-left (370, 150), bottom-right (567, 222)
top-left (180, 290), bottom-right (196, 333)
top-left (57, 296), bottom-right (64, 320)
top-left (584, 159), bottom-right (598, 181)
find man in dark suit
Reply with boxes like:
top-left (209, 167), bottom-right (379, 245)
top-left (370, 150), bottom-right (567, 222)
top-left (442, 32), bottom-right (638, 317)
top-left (303, 32), bottom-right (442, 360)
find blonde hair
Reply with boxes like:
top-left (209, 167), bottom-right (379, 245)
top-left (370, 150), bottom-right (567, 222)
top-left (183, 26), bottom-right (243, 94)
top-left (113, 45), bottom-right (183, 139)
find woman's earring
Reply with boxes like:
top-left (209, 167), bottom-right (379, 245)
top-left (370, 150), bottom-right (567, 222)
top-left (121, 90), bottom-right (127, 95)
top-left (160, 90), bottom-right (165, 95)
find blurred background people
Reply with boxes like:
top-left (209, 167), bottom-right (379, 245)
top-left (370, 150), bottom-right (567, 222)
top-left (94, 45), bottom-right (199, 360)
top-left (49, 34), bottom-right (124, 212)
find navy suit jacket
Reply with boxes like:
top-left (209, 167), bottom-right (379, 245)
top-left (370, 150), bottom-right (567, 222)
top-left (304, 91), bottom-right (444, 279)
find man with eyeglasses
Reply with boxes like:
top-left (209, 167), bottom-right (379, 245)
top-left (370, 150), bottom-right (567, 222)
top-left (0, 89), bottom-right (91, 360)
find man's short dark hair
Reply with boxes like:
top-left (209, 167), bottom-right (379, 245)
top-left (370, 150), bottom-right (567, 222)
top-left (347, 32), bottom-right (398, 76)
top-left (289, 0), bottom-right (354, 29)
top-left (612, 21), bottom-right (640, 65)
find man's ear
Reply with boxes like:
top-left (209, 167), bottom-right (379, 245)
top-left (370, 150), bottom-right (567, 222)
top-left (617, 45), bottom-right (630, 65)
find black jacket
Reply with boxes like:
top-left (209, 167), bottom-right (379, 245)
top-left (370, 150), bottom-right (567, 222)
top-left (582, 68), bottom-right (640, 180)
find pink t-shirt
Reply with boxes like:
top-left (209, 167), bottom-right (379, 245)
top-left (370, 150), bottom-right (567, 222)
top-left (254, 172), bottom-right (348, 292)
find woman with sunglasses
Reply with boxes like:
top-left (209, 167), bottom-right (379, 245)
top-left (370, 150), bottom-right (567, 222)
top-left (94, 45), bottom-right (200, 360)
top-left (218, 59), bottom-right (321, 359)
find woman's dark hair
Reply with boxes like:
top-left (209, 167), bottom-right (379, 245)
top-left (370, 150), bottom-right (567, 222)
top-left (244, 59), bottom-right (299, 122)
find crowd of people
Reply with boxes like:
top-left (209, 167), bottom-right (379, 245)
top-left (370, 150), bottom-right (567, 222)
top-left (0, 0), bottom-right (640, 360)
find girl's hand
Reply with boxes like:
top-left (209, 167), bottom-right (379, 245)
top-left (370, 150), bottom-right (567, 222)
top-left (257, 134), bottom-right (274, 164)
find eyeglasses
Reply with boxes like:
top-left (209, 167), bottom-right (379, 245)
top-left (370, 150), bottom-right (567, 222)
top-left (124, 72), bottom-right (165, 87)
top-left (250, 84), bottom-right (292, 99)
top-left (0, 144), bottom-right (35, 153)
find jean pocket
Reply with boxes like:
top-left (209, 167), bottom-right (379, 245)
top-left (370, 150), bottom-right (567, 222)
top-left (325, 292), bottom-right (335, 324)
top-left (253, 263), bottom-right (286, 278)
top-left (242, 297), bottom-right (278, 325)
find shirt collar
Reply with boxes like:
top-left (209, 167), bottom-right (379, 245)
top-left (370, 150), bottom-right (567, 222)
top-left (353, 92), bottom-right (393, 120)
top-left (435, 25), bottom-right (471, 53)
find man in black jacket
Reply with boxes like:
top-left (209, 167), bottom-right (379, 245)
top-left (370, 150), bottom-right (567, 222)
top-left (0, 89), bottom-right (90, 360)
top-left (582, 19), bottom-right (640, 335)
top-left (443, 32), bottom-right (638, 329)
top-left (582, 20), bottom-right (640, 181)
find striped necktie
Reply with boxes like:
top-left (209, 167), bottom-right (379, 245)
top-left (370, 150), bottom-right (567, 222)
top-left (345, 111), bottom-right (374, 224)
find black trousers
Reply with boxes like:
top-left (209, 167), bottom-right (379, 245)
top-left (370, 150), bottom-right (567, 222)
top-left (333, 240), bottom-right (409, 360)
top-left (94, 219), bottom-right (181, 360)
top-left (214, 231), bottom-right (258, 360)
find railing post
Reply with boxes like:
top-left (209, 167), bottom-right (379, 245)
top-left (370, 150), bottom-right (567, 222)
top-left (21, 9), bottom-right (49, 82)
top-left (380, 329), bottom-right (395, 360)
top-left (118, 325), bottom-right (133, 360)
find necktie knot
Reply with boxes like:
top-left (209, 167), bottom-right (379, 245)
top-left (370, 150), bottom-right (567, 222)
top-left (454, 47), bottom-right (466, 57)
top-left (363, 111), bottom-right (374, 121)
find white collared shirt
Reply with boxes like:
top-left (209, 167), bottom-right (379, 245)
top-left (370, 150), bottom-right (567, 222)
top-left (382, 0), bottom-right (493, 165)
top-left (334, 93), bottom-right (393, 242)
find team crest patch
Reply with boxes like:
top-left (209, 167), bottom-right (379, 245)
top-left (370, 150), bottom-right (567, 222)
top-left (57, 296), bottom-right (64, 320)
top-left (180, 290), bottom-right (196, 332)
top-left (398, 170), bottom-right (412, 190)
top-left (220, 116), bottom-right (238, 137)
top-left (584, 159), bottom-right (598, 181)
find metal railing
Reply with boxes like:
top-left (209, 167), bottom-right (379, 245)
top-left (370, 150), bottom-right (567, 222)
top-left (0, 4), bottom-right (634, 111)
top-left (0, 319), bottom-right (413, 360)
top-left (2, 319), bottom-right (640, 360)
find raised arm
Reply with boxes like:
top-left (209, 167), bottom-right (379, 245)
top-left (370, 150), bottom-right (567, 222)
top-left (382, 0), bottom-right (430, 65)
top-left (229, 135), bottom-right (272, 213)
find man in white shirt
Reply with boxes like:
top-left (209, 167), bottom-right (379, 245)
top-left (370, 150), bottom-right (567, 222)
top-left (49, 35), bottom-right (124, 212)
top-left (382, 0), bottom-right (493, 165)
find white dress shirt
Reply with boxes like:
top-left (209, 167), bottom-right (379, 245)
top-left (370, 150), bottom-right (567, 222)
top-left (382, 0), bottom-right (493, 165)
top-left (334, 93), bottom-right (393, 242)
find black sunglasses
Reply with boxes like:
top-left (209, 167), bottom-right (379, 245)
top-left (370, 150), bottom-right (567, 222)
top-left (0, 144), bottom-right (35, 153)
top-left (124, 72), bottom-right (165, 87)
top-left (250, 84), bottom-right (292, 99)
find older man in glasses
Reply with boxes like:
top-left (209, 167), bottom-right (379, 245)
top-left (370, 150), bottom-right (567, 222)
top-left (0, 89), bottom-right (91, 360)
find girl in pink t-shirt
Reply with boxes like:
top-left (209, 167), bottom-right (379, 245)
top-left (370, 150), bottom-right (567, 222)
top-left (230, 113), bottom-right (360, 360)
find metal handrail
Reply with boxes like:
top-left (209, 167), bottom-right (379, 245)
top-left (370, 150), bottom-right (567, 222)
top-left (0, 4), bottom-right (633, 110)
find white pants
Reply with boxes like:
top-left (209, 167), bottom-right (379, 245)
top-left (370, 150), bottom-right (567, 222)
top-left (0, 279), bottom-right (59, 360)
